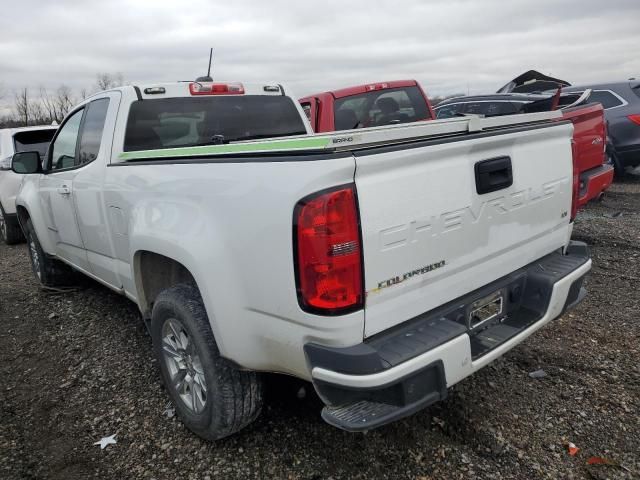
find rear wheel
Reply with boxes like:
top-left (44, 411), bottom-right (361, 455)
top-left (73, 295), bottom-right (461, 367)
top-left (609, 150), bottom-right (626, 178)
top-left (151, 283), bottom-right (263, 441)
top-left (24, 219), bottom-right (73, 286)
top-left (0, 204), bottom-right (24, 245)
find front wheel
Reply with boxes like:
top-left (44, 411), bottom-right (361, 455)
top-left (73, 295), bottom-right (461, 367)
top-left (24, 219), bottom-right (73, 286)
top-left (151, 283), bottom-right (263, 441)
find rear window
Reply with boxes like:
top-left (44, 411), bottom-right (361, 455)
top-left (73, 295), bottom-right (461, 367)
top-left (437, 101), bottom-right (522, 119)
top-left (13, 129), bottom-right (56, 157)
top-left (589, 90), bottom-right (623, 109)
top-left (333, 86), bottom-right (430, 131)
top-left (484, 101), bottom-right (520, 116)
top-left (123, 96), bottom-right (307, 152)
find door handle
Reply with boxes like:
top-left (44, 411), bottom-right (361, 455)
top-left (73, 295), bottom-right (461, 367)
top-left (474, 156), bottom-right (513, 195)
top-left (57, 185), bottom-right (71, 195)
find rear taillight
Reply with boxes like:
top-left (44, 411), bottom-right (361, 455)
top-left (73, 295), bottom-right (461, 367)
top-left (189, 82), bottom-right (244, 95)
top-left (628, 114), bottom-right (640, 126)
top-left (294, 185), bottom-right (363, 315)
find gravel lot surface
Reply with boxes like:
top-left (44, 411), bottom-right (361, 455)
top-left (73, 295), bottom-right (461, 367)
top-left (1, 177), bottom-right (639, 480)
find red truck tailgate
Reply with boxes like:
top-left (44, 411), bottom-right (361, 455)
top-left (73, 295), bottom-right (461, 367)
top-left (561, 103), bottom-right (613, 207)
top-left (562, 103), bottom-right (606, 172)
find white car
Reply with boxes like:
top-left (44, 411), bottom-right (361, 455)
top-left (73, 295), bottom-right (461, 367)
top-left (13, 81), bottom-right (591, 440)
top-left (0, 125), bottom-right (57, 244)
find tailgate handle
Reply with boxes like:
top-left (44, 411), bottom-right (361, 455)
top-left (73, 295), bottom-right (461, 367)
top-left (474, 156), bottom-right (513, 195)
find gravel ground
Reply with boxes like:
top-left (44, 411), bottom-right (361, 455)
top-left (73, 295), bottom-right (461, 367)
top-left (1, 178), bottom-right (639, 480)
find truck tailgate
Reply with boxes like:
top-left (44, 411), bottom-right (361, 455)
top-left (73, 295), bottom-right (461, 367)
top-left (561, 103), bottom-right (606, 172)
top-left (355, 122), bottom-right (575, 337)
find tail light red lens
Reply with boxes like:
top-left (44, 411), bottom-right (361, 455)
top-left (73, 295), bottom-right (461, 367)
top-left (628, 114), bottom-right (640, 126)
top-left (189, 82), bottom-right (244, 95)
top-left (294, 185), bottom-right (363, 314)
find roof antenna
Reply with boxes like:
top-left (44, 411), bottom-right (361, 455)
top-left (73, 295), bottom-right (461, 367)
top-left (196, 48), bottom-right (213, 82)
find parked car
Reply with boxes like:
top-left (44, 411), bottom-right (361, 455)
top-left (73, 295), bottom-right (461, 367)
top-left (299, 79), bottom-right (434, 132)
top-left (12, 80), bottom-right (590, 440)
top-left (434, 93), bottom-right (614, 209)
top-left (0, 125), bottom-right (57, 244)
top-left (561, 81), bottom-right (640, 176)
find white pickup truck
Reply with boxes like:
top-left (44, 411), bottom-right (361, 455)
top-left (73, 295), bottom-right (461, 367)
top-left (12, 80), bottom-right (591, 440)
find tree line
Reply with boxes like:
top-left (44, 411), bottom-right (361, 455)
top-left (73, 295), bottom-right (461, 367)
top-left (0, 73), bottom-right (124, 128)
top-left (0, 73), bottom-right (462, 129)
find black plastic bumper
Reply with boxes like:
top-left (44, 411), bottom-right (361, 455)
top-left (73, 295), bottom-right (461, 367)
top-left (305, 241), bottom-right (590, 431)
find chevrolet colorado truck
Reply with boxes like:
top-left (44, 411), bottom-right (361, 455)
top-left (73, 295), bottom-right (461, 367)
top-left (299, 79), bottom-right (435, 132)
top-left (0, 125), bottom-right (57, 244)
top-left (12, 80), bottom-right (591, 440)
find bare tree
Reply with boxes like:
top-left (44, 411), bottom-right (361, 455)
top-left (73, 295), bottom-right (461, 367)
top-left (39, 85), bottom-right (76, 124)
top-left (28, 101), bottom-right (47, 125)
top-left (54, 85), bottom-right (75, 121)
top-left (40, 87), bottom-right (57, 122)
top-left (14, 88), bottom-right (29, 126)
top-left (95, 72), bottom-right (124, 92)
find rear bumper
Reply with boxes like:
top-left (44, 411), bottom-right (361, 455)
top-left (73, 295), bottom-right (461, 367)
top-left (577, 164), bottom-right (614, 207)
top-left (305, 241), bottom-right (591, 431)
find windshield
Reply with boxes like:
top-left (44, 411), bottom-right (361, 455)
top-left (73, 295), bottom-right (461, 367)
top-left (333, 86), bottom-right (430, 131)
top-left (124, 96), bottom-right (307, 152)
top-left (13, 129), bottom-right (56, 157)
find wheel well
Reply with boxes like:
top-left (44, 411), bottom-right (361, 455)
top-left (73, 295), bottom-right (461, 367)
top-left (135, 251), bottom-right (197, 317)
top-left (16, 206), bottom-right (30, 230)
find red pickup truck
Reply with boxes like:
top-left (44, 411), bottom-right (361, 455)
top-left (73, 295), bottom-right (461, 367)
top-left (299, 79), bottom-right (435, 133)
top-left (300, 82), bottom-right (612, 209)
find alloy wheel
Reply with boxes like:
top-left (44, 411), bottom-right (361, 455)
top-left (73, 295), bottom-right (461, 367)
top-left (161, 318), bottom-right (208, 414)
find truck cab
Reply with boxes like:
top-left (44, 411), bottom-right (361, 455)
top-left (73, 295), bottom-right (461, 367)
top-left (299, 80), bottom-right (435, 132)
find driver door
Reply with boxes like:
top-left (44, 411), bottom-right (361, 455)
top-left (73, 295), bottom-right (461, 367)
top-left (39, 107), bottom-right (90, 271)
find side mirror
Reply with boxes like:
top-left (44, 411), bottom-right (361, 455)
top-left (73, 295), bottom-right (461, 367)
top-left (12, 151), bottom-right (42, 174)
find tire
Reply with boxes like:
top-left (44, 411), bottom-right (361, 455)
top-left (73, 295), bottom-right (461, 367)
top-left (151, 283), bottom-right (263, 441)
top-left (0, 204), bottom-right (24, 245)
top-left (609, 150), bottom-right (626, 179)
top-left (24, 219), bottom-right (73, 286)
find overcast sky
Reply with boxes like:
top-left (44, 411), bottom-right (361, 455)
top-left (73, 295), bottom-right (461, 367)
top-left (1, 0), bottom-right (639, 112)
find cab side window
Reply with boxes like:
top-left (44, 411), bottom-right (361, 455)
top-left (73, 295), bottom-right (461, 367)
top-left (301, 102), bottom-right (312, 121)
top-left (435, 104), bottom-right (462, 119)
top-left (50, 109), bottom-right (84, 171)
top-left (78, 98), bottom-right (110, 165)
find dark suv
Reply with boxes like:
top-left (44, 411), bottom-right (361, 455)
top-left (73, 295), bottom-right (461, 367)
top-left (562, 81), bottom-right (640, 175)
